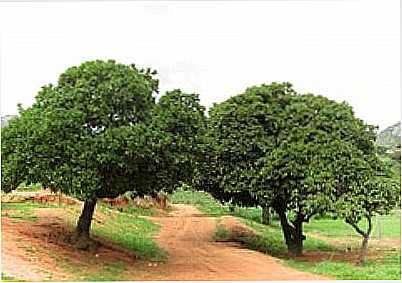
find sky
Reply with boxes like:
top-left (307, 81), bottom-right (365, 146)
top-left (0, 0), bottom-right (400, 130)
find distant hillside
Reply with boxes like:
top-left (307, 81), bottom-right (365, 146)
top-left (377, 122), bottom-right (401, 148)
top-left (1, 115), bottom-right (18, 128)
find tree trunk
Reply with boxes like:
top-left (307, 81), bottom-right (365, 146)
top-left (76, 198), bottom-right (97, 238)
top-left (261, 205), bottom-right (272, 225)
top-left (229, 205), bottom-right (235, 213)
top-left (359, 235), bottom-right (369, 265)
top-left (347, 215), bottom-right (372, 265)
top-left (293, 219), bottom-right (303, 256)
top-left (276, 209), bottom-right (304, 256)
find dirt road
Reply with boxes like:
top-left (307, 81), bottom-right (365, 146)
top-left (139, 204), bottom-right (327, 280)
top-left (1, 202), bottom-right (328, 281)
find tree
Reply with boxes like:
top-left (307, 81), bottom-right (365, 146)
top-left (1, 60), bottom-right (172, 248)
top-left (334, 157), bottom-right (400, 264)
top-left (193, 91), bottom-right (263, 210)
top-left (152, 89), bottom-right (207, 193)
top-left (206, 82), bottom-right (383, 255)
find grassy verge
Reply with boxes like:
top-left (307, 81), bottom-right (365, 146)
top-left (1, 202), bottom-right (58, 222)
top-left (2, 200), bottom-right (165, 261)
top-left (1, 273), bottom-right (25, 282)
top-left (94, 205), bottom-right (167, 261)
top-left (213, 217), bottom-right (334, 257)
top-left (2, 200), bottom-right (165, 280)
top-left (54, 256), bottom-right (129, 281)
top-left (285, 252), bottom-right (401, 280)
top-left (62, 203), bottom-right (167, 262)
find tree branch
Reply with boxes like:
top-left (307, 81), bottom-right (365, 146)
top-left (346, 219), bottom-right (367, 237)
top-left (365, 214), bottom-right (372, 236)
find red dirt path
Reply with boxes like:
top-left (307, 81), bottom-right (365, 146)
top-left (1, 203), bottom-right (328, 281)
top-left (138, 204), bottom-right (328, 280)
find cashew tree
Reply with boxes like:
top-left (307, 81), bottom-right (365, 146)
top-left (334, 157), bottom-right (400, 264)
top-left (205, 82), bottom-right (384, 256)
top-left (1, 60), bottom-right (182, 248)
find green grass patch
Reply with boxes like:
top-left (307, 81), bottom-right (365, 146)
top-left (285, 251), bottom-right (401, 280)
top-left (15, 182), bottom-right (42, 192)
top-left (53, 255), bottom-right (129, 281)
top-left (64, 204), bottom-right (167, 262)
top-left (305, 210), bottom-right (401, 240)
top-left (81, 261), bottom-right (127, 281)
top-left (105, 203), bottom-right (156, 216)
top-left (213, 222), bottom-right (230, 241)
top-left (238, 218), bottom-right (335, 257)
top-left (171, 190), bottom-right (229, 216)
top-left (1, 273), bottom-right (25, 282)
top-left (1, 201), bottom-right (57, 222)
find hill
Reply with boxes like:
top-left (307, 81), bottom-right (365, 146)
top-left (377, 122), bottom-right (401, 148)
top-left (1, 115), bottom-right (18, 128)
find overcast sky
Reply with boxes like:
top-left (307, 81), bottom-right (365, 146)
top-left (0, 0), bottom-right (400, 130)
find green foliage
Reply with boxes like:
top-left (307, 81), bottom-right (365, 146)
top-left (16, 183), bottom-right (42, 192)
top-left (333, 157), bottom-right (400, 241)
top-left (152, 90), bottom-right (207, 193)
top-left (1, 60), bottom-right (160, 201)
top-left (1, 60), bottom-right (206, 237)
top-left (202, 82), bottom-right (394, 254)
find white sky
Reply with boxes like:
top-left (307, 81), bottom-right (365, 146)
top-left (0, 0), bottom-right (400, 130)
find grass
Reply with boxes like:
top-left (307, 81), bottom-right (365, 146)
top-left (1, 273), bottom-right (25, 282)
top-left (304, 210), bottom-right (401, 240)
top-left (94, 205), bottom-right (167, 261)
top-left (53, 255), bottom-right (129, 281)
top-left (212, 221), bottom-right (230, 241)
top-left (3, 200), bottom-right (166, 267)
top-left (2, 200), bottom-right (165, 280)
top-left (285, 252), bottom-right (401, 280)
top-left (213, 217), bottom-right (335, 257)
top-left (62, 203), bottom-right (167, 262)
top-left (78, 261), bottom-right (128, 281)
top-left (15, 182), bottom-right (43, 192)
top-left (173, 188), bottom-right (401, 280)
top-left (1, 202), bottom-right (57, 222)
top-left (104, 202), bottom-right (157, 216)
top-left (171, 189), bottom-right (229, 216)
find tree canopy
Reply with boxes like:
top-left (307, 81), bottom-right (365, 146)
top-left (204, 82), bottom-right (396, 255)
top-left (1, 60), bottom-right (206, 246)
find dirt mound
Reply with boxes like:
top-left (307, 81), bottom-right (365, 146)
top-left (1, 190), bottom-right (81, 206)
top-left (33, 194), bottom-right (81, 205)
top-left (1, 208), bottom-right (141, 281)
top-left (219, 215), bottom-right (257, 239)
